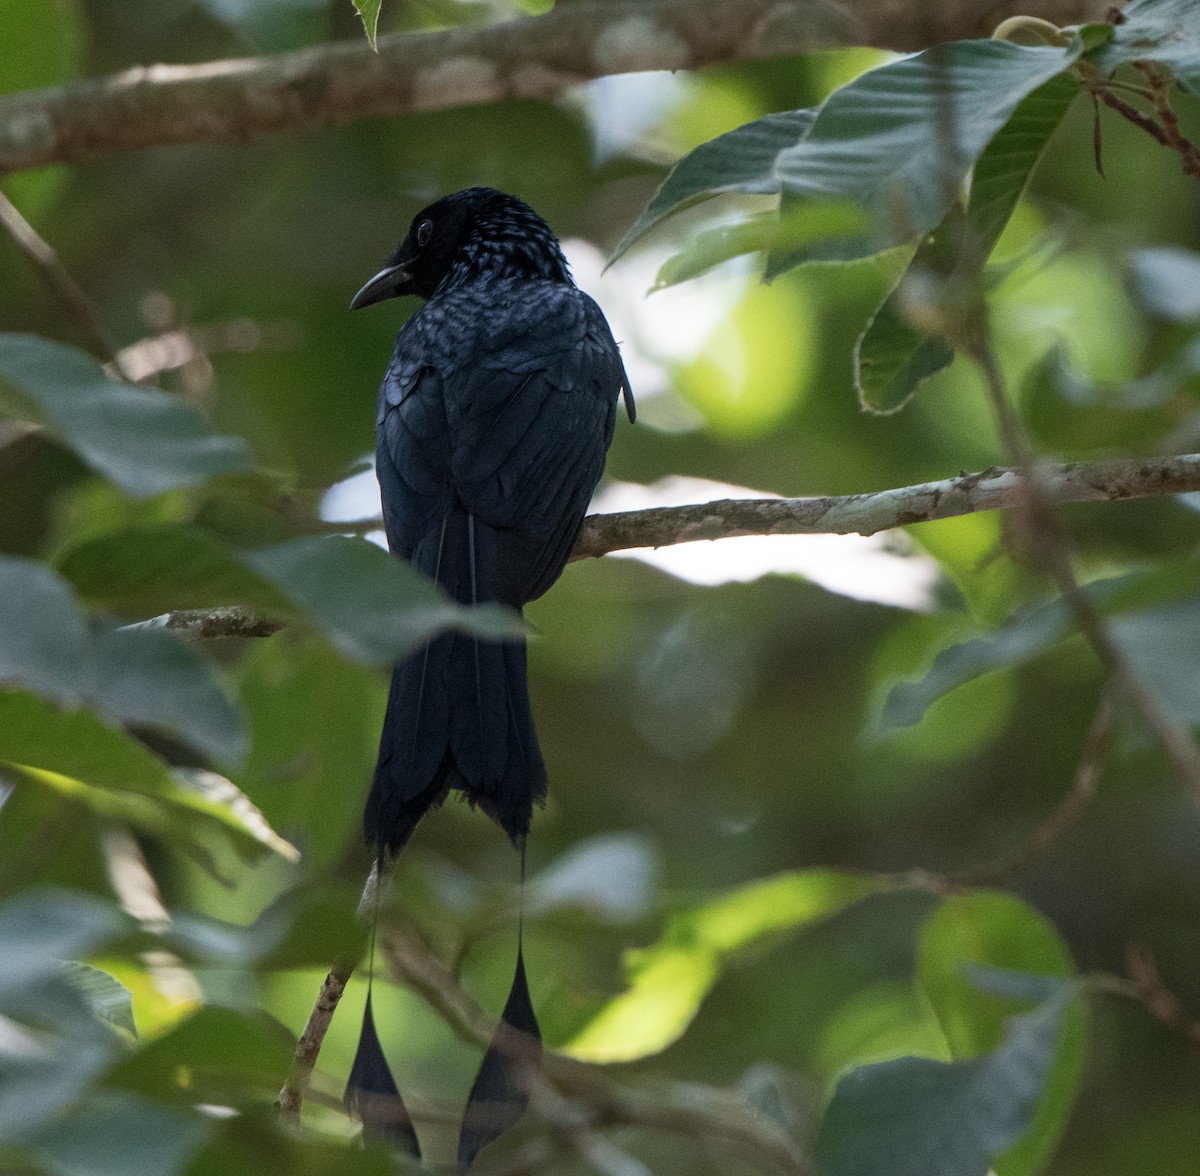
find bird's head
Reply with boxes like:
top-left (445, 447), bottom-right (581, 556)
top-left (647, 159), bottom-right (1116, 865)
top-left (350, 187), bottom-right (572, 309)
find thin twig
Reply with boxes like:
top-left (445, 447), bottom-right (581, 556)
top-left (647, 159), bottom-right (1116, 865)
top-left (120, 606), bottom-right (282, 641)
top-left (0, 0), bottom-right (1111, 175)
top-left (1122, 944), bottom-right (1200, 1049)
top-left (379, 920), bottom-right (808, 1174)
top-left (0, 190), bottom-right (130, 376)
top-left (954, 684), bottom-right (1116, 884)
top-left (278, 960), bottom-right (355, 1118)
top-left (967, 337), bottom-right (1200, 803)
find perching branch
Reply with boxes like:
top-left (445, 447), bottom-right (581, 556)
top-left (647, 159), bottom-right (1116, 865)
top-left (570, 453), bottom-right (1200, 560)
top-left (139, 453), bottom-right (1200, 642)
top-left (0, 0), bottom-right (1108, 175)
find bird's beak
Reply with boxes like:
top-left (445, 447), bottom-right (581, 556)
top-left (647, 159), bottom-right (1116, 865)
top-left (350, 262), bottom-right (414, 310)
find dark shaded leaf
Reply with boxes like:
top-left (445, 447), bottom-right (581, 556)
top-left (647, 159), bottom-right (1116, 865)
top-left (345, 988), bottom-right (421, 1158)
top-left (0, 334), bottom-right (250, 498)
top-left (91, 623), bottom-right (246, 769)
top-left (816, 991), bottom-right (1076, 1176)
top-left (0, 553), bottom-right (89, 705)
top-left (459, 947), bottom-right (541, 1170)
top-left (22, 1093), bottom-right (211, 1176)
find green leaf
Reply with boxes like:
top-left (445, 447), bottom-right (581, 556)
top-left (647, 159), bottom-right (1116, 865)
top-left (816, 989), bottom-right (1076, 1176)
top-left (0, 892), bottom-right (128, 1139)
top-left (877, 598), bottom-right (1071, 732)
top-left (62, 962), bottom-right (137, 1039)
top-left (234, 635), bottom-right (384, 868)
top-left (918, 894), bottom-right (1085, 1176)
top-left (773, 40), bottom-right (1081, 246)
top-left (353, 0), bottom-right (383, 51)
top-left (0, 553), bottom-right (245, 767)
top-left (22, 1094), bottom-right (211, 1176)
top-left (652, 204), bottom-right (872, 290)
top-left (0, 335), bottom-right (251, 498)
top-left (0, 553), bottom-right (89, 706)
top-left (60, 526), bottom-right (524, 664)
top-left (103, 1006), bottom-right (295, 1104)
top-left (1089, 0), bottom-right (1200, 92)
top-left (877, 566), bottom-right (1200, 732)
top-left (0, 890), bottom-right (126, 1001)
top-left (854, 72), bottom-right (1080, 412)
top-left (564, 870), bottom-right (878, 1062)
top-left (0, 692), bottom-right (295, 864)
top-left (241, 535), bottom-right (524, 663)
top-left (58, 524), bottom-right (296, 617)
top-left (91, 624), bottom-right (246, 768)
top-left (609, 110), bottom-right (818, 263)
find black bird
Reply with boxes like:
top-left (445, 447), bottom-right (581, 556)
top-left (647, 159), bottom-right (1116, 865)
top-left (345, 187), bottom-right (634, 1166)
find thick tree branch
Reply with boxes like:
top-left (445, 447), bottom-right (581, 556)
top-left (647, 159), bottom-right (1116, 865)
top-left (0, 0), bottom-right (1106, 175)
top-left (570, 453), bottom-right (1200, 560)
top-left (139, 453), bottom-right (1200, 642)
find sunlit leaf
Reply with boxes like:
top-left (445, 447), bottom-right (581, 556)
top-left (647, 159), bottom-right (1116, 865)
top-left (918, 894), bottom-right (1084, 1176)
top-left (0, 335), bottom-right (251, 498)
top-left (0, 692), bottom-right (295, 864)
top-left (816, 989), bottom-right (1077, 1176)
top-left (855, 73), bottom-right (1080, 412)
top-left (773, 40), bottom-right (1080, 245)
top-left (62, 962), bottom-right (138, 1039)
top-left (609, 110), bottom-right (818, 263)
top-left (564, 870), bottom-right (878, 1062)
top-left (353, 0), bottom-right (382, 50)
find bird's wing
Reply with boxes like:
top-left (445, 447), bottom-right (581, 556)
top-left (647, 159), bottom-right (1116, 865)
top-left (444, 286), bottom-right (626, 604)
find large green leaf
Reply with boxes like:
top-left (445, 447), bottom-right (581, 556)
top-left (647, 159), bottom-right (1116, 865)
top-left (610, 110), bottom-right (818, 263)
top-left (878, 566), bottom-right (1200, 731)
top-left (0, 335), bottom-right (250, 498)
top-left (21, 1094), bottom-right (211, 1176)
top-left (242, 535), bottom-right (523, 663)
top-left (90, 623), bottom-right (245, 768)
top-left (564, 870), bottom-right (878, 1062)
top-left (0, 553), bottom-right (89, 705)
top-left (0, 691), bottom-right (294, 864)
top-left (0, 891), bottom-right (128, 1140)
top-left (0, 554), bottom-right (245, 767)
top-left (772, 40), bottom-right (1080, 246)
top-left (1089, 0), bottom-right (1200, 92)
top-left (854, 72), bottom-right (1080, 412)
top-left (917, 895), bottom-right (1084, 1176)
top-left (60, 527), bottom-right (524, 664)
top-left (816, 988), bottom-right (1076, 1176)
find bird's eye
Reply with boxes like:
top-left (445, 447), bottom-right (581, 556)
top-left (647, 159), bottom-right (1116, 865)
top-left (416, 219), bottom-right (433, 247)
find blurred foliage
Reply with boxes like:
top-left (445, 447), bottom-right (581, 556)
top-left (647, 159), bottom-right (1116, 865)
top-left (2, 0), bottom-right (1200, 1173)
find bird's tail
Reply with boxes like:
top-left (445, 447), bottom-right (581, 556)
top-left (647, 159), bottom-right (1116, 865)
top-left (365, 506), bottom-right (548, 854)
